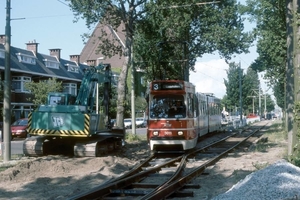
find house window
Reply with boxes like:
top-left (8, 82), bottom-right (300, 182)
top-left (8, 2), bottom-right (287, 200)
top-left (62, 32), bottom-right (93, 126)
top-left (16, 53), bottom-right (36, 65)
top-left (12, 76), bottom-right (31, 93)
top-left (0, 49), bottom-right (4, 58)
top-left (63, 83), bottom-right (77, 96)
top-left (44, 59), bottom-right (60, 69)
top-left (65, 64), bottom-right (79, 73)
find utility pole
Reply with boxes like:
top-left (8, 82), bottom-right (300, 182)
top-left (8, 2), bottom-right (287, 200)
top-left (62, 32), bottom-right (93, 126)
top-left (264, 92), bottom-right (267, 118)
top-left (247, 96), bottom-right (256, 114)
top-left (239, 61), bottom-right (243, 125)
top-left (3, 0), bottom-right (12, 161)
top-left (259, 86), bottom-right (261, 116)
top-left (131, 44), bottom-right (136, 134)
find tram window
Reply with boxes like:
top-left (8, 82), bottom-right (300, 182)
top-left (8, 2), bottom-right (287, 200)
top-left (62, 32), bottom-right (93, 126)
top-left (200, 100), bottom-right (206, 116)
top-left (150, 95), bottom-right (186, 118)
top-left (187, 93), bottom-right (193, 117)
top-left (194, 94), bottom-right (199, 117)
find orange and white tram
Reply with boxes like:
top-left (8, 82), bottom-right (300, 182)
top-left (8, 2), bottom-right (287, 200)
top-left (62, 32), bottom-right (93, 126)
top-left (145, 79), bottom-right (223, 151)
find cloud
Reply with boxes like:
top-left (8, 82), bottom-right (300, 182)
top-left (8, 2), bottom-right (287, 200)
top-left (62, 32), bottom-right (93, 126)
top-left (190, 59), bottom-right (229, 98)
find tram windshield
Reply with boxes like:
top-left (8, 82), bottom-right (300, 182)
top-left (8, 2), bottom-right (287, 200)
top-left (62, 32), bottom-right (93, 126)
top-left (149, 95), bottom-right (186, 118)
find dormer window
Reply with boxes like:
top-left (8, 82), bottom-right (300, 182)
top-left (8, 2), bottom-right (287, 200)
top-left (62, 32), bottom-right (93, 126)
top-left (16, 53), bottom-right (36, 65)
top-left (0, 49), bottom-right (4, 58)
top-left (65, 64), bottom-right (79, 73)
top-left (43, 59), bottom-right (60, 69)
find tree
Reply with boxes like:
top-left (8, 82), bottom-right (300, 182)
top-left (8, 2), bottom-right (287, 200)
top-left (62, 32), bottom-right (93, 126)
top-left (24, 78), bottom-right (63, 105)
top-left (67, 0), bottom-right (149, 128)
top-left (244, 0), bottom-right (300, 163)
top-left (66, 0), bottom-right (253, 128)
top-left (134, 0), bottom-right (253, 81)
top-left (243, 0), bottom-right (286, 110)
top-left (243, 67), bottom-right (260, 115)
top-left (224, 62), bottom-right (243, 113)
top-left (263, 94), bottom-right (275, 113)
top-left (224, 62), bottom-right (269, 116)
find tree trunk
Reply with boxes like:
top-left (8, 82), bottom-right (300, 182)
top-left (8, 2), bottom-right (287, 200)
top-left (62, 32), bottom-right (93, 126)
top-left (116, 34), bottom-right (132, 128)
top-left (292, 0), bottom-right (300, 156)
top-left (286, 0), bottom-right (299, 157)
top-left (116, 54), bottom-right (129, 128)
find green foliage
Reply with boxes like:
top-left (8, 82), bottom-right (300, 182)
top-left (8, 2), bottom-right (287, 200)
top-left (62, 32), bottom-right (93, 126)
top-left (108, 85), bottom-right (118, 118)
top-left (264, 94), bottom-right (275, 113)
top-left (125, 133), bottom-right (141, 142)
top-left (224, 62), bottom-right (275, 115)
top-left (134, 96), bottom-right (147, 117)
top-left (224, 62), bottom-right (243, 113)
top-left (134, 0), bottom-right (253, 81)
top-left (242, 67), bottom-right (260, 114)
top-left (66, 0), bottom-right (253, 127)
top-left (24, 78), bottom-right (63, 105)
top-left (244, 0), bottom-right (286, 109)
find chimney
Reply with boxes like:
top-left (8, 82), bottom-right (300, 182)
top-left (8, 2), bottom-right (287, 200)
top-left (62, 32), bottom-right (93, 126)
top-left (26, 40), bottom-right (39, 55)
top-left (49, 48), bottom-right (61, 60)
top-left (86, 59), bottom-right (96, 66)
top-left (0, 35), bottom-right (5, 44)
top-left (70, 55), bottom-right (80, 64)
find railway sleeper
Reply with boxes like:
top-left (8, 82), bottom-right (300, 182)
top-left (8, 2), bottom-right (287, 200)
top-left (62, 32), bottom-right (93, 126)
top-left (169, 190), bottom-right (194, 198)
top-left (109, 189), bottom-right (150, 196)
top-left (131, 183), bottom-right (159, 188)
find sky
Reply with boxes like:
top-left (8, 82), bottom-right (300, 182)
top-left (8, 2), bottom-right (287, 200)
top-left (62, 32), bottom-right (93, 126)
top-left (0, 0), bottom-right (269, 100)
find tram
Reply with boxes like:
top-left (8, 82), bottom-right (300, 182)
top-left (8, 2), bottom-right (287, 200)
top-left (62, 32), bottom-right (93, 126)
top-left (145, 79), bottom-right (222, 152)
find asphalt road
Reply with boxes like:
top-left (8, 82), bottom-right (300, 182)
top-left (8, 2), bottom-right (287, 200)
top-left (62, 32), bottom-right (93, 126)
top-left (0, 138), bottom-right (24, 155)
top-left (1, 128), bottom-right (147, 156)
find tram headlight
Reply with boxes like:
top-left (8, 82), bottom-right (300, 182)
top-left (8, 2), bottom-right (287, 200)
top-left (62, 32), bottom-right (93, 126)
top-left (177, 131), bottom-right (183, 136)
top-left (153, 131), bottom-right (159, 136)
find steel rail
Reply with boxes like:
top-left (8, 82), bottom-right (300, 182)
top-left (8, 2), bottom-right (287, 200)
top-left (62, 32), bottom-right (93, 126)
top-left (68, 155), bottom-right (184, 200)
top-left (141, 123), bottom-right (267, 199)
top-left (69, 122), bottom-right (268, 199)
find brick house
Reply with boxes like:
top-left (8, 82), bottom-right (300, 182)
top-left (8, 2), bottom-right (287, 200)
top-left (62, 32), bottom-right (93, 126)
top-left (80, 23), bottom-right (147, 98)
top-left (0, 35), bottom-right (88, 120)
top-left (0, 23), bottom-right (146, 121)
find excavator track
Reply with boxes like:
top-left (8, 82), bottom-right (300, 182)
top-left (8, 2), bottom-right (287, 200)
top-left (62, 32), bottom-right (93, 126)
top-left (23, 136), bottom-right (45, 156)
top-left (74, 138), bottom-right (123, 157)
top-left (23, 135), bottom-right (124, 157)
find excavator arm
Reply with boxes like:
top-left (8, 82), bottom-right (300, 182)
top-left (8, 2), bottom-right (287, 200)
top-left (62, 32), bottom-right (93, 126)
top-left (75, 64), bottom-right (112, 115)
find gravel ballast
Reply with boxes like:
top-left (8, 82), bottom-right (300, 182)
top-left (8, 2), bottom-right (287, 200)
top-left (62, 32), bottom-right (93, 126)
top-left (213, 159), bottom-right (300, 200)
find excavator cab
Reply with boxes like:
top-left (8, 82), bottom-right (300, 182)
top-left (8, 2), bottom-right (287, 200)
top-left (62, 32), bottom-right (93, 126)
top-left (47, 92), bottom-right (76, 105)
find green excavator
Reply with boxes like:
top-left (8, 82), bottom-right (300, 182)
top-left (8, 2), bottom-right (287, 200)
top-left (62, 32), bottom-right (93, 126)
top-left (23, 64), bottom-right (125, 157)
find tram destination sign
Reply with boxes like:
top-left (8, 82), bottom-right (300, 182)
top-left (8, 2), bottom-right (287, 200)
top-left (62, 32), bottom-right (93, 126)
top-left (152, 82), bottom-right (183, 90)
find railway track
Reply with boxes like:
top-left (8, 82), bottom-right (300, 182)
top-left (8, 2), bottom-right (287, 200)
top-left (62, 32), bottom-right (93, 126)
top-left (69, 121), bottom-right (269, 200)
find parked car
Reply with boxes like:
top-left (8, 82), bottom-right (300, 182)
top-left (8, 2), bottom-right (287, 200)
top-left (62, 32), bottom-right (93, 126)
top-left (11, 118), bottom-right (29, 140)
top-left (142, 118), bottom-right (148, 128)
top-left (136, 118), bottom-right (146, 128)
top-left (124, 118), bottom-right (132, 129)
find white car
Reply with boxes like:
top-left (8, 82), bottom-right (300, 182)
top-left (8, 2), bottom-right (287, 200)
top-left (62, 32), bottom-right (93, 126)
top-left (124, 118), bottom-right (132, 129)
top-left (136, 118), bottom-right (146, 128)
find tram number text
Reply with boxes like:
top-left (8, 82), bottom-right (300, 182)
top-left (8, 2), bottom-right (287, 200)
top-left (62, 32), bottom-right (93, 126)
top-left (164, 131), bottom-right (172, 135)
